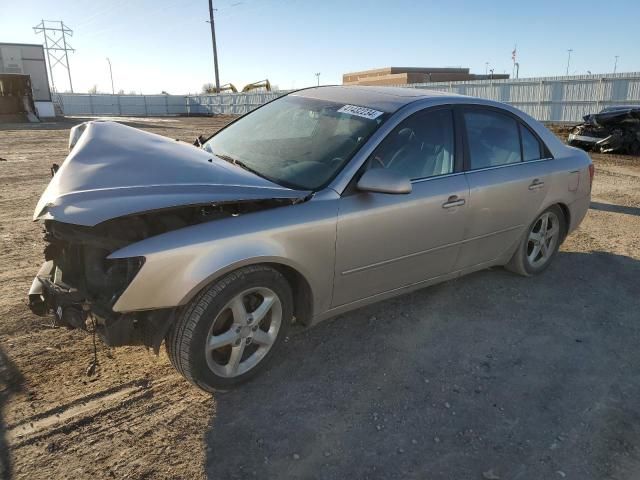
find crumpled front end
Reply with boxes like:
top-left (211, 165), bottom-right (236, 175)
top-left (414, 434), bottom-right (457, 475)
top-left (28, 200), bottom-right (299, 350)
top-left (28, 218), bottom-right (166, 350)
top-left (28, 120), bottom-right (310, 350)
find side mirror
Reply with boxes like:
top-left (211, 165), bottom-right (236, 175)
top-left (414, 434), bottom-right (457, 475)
top-left (193, 134), bottom-right (206, 147)
top-left (357, 168), bottom-right (412, 194)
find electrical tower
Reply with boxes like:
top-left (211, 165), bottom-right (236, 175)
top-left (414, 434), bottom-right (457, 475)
top-left (33, 20), bottom-right (75, 93)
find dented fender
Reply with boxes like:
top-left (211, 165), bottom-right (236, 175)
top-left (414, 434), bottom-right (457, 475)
top-left (108, 194), bottom-right (339, 316)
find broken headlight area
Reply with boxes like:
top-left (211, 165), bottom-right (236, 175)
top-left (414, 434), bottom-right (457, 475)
top-left (29, 251), bottom-right (145, 328)
top-left (28, 200), bottom-right (292, 349)
top-left (28, 228), bottom-right (171, 351)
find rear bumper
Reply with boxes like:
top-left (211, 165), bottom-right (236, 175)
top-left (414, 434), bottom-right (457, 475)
top-left (568, 132), bottom-right (627, 153)
top-left (568, 133), bottom-right (601, 145)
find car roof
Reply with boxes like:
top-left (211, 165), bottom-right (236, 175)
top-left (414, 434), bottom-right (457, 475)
top-left (291, 85), bottom-right (461, 113)
top-left (600, 105), bottom-right (640, 113)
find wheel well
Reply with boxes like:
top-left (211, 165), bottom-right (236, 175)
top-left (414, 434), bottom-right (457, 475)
top-left (266, 263), bottom-right (313, 327)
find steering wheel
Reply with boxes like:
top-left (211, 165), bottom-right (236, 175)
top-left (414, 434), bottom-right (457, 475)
top-left (378, 128), bottom-right (416, 169)
top-left (386, 145), bottom-right (410, 169)
top-left (329, 157), bottom-right (345, 168)
top-left (373, 155), bottom-right (386, 168)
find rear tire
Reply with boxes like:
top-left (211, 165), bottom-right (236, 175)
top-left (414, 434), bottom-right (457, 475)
top-left (166, 265), bottom-right (293, 393)
top-left (506, 205), bottom-right (566, 277)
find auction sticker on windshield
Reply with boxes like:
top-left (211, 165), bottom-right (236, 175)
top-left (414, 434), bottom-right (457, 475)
top-left (337, 104), bottom-right (384, 120)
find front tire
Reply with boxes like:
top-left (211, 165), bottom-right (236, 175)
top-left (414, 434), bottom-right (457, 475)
top-left (166, 265), bottom-right (293, 393)
top-left (506, 205), bottom-right (566, 277)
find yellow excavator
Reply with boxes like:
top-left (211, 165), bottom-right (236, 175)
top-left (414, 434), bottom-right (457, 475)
top-left (216, 83), bottom-right (238, 93)
top-left (241, 79), bottom-right (271, 92)
top-left (207, 80), bottom-right (271, 94)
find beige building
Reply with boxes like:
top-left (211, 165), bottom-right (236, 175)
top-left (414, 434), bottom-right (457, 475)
top-left (343, 67), bottom-right (509, 86)
top-left (0, 42), bottom-right (54, 117)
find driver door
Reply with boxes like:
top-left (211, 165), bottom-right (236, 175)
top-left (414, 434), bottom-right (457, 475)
top-left (332, 107), bottom-right (469, 307)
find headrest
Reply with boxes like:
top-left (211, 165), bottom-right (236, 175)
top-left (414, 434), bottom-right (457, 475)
top-left (481, 126), bottom-right (516, 151)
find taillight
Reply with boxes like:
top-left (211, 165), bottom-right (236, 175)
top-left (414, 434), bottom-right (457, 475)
top-left (588, 164), bottom-right (595, 188)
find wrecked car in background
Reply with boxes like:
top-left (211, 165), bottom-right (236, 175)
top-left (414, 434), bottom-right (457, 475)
top-left (568, 105), bottom-right (640, 154)
top-left (28, 86), bottom-right (592, 392)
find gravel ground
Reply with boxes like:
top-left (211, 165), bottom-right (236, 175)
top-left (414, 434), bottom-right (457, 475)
top-left (0, 117), bottom-right (639, 480)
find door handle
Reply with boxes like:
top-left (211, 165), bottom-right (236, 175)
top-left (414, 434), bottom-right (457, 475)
top-left (528, 179), bottom-right (545, 190)
top-left (442, 196), bottom-right (465, 208)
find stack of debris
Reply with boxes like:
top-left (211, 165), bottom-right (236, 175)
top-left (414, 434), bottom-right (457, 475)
top-left (568, 106), bottom-right (640, 155)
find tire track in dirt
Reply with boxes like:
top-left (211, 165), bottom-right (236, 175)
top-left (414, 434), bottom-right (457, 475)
top-left (8, 379), bottom-right (152, 447)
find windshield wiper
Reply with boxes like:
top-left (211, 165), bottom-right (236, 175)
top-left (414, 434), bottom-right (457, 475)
top-left (213, 152), bottom-right (276, 183)
top-left (214, 153), bottom-right (238, 164)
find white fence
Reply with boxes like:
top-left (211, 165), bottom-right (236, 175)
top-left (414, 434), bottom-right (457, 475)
top-left (54, 72), bottom-right (640, 122)
top-left (403, 72), bottom-right (640, 122)
top-left (55, 91), bottom-right (286, 117)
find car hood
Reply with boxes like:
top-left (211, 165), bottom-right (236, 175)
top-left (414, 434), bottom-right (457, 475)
top-left (34, 121), bottom-right (310, 226)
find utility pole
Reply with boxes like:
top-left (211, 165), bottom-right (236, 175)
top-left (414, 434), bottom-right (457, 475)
top-left (614, 55), bottom-right (619, 74)
top-left (106, 57), bottom-right (115, 94)
top-left (208, 0), bottom-right (221, 93)
top-left (33, 20), bottom-right (75, 92)
top-left (566, 49), bottom-right (573, 76)
top-left (315, 72), bottom-right (320, 86)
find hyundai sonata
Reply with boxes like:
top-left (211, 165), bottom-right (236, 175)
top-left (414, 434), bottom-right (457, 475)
top-left (28, 86), bottom-right (593, 391)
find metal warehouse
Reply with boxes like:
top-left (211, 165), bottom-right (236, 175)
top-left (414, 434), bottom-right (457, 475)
top-left (0, 42), bottom-right (54, 118)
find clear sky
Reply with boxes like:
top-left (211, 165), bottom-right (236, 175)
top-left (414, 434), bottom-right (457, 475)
top-left (2, 0), bottom-right (638, 94)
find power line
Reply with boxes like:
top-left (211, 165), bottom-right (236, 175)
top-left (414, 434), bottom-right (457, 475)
top-left (33, 20), bottom-right (75, 93)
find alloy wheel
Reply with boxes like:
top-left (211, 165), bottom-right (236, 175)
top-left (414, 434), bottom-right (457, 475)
top-left (526, 211), bottom-right (560, 269)
top-left (205, 287), bottom-right (282, 378)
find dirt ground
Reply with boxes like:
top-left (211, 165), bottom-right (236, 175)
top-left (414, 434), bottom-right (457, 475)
top-left (0, 116), bottom-right (639, 480)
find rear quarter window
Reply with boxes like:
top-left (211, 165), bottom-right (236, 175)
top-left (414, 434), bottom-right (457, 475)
top-left (520, 124), bottom-right (543, 161)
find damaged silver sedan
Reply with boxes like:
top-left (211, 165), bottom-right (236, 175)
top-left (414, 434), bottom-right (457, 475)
top-left (29, 86), bottom-right (593, 391)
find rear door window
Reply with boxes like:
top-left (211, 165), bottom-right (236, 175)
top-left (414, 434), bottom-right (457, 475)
top-left (463, 110), bottom-right (522, 169)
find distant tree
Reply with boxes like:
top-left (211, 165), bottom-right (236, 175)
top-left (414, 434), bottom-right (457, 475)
top-left (87, 84), bottom-right (98, 94)
top-left (117, 89), bottom-right (125, 95)
top-left (161, 90), bottom-right (170, 95)
top-left (202, 83), bottom-right (216, 94)
top-left (128, 90), bottom-right (137, 95)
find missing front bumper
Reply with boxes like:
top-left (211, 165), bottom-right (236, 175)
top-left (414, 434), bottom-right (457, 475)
top-left (28, 260), bottom-right (88, 329)
top-left (28, 260), bottom-right (175, 352)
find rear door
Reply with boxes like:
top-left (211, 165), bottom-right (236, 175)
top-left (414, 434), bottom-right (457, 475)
top-left (333, 107), bottom-right (469, 306)
top-left (455, 106), bottom-right (551, 269)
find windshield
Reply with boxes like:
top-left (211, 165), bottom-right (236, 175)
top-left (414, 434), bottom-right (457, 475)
top-left (203, 95), bottom-right (388, 190)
